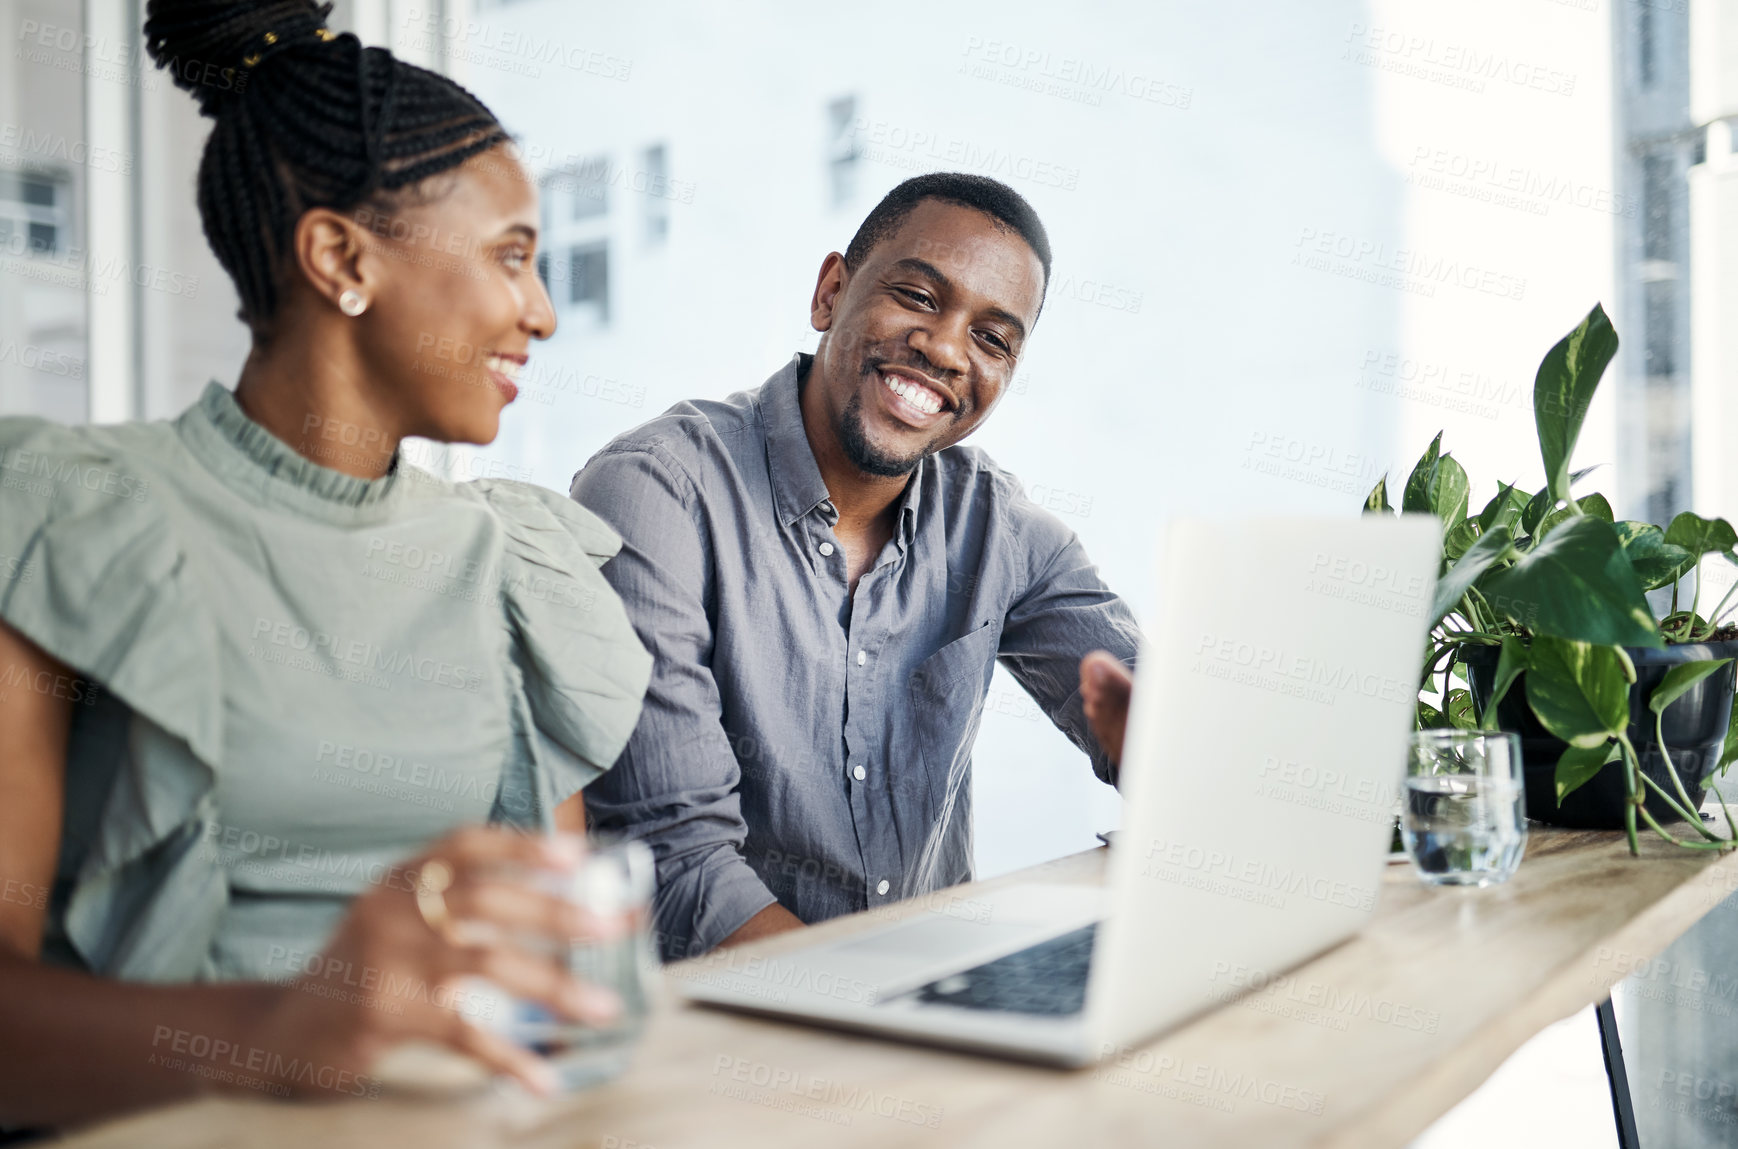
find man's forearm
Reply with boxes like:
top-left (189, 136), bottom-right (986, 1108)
top-left (717, 903), bottom-right (805, 949)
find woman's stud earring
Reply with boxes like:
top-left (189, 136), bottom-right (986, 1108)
top-left (338, 289), bottom-right (368, 317)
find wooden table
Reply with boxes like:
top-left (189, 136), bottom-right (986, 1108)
top-left (53, 827), bottom-right (1738, 1149)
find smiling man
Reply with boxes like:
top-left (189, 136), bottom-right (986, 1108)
top-left (571, 173), bottom-right (1140, 959)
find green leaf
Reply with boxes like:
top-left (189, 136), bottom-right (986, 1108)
top-left (1556, 741), bottom-right (1622, 804)
top-left (1517, 473), bottom-right (1601, 543)
top-left (1479, 637), bottom-right (1531, 731)
top-left (1648, 659), bottom-right (1734, 717)
top-left (1417, 701), bottom-right (1446, 730)
top-left (1444, 519), bottom-right (1481, 563)
top-left (1662, 611), bottom-right (1711, 636)
top-left (1478, 482), bottom-right (1527, 534)
top-left (1481, 516), bottom-right (1664, 648)
top-left (1402, 435), bottom-right (1442, 513)
top-left (1723, 696), bottom-right (1738, 772)
top-left (1535, 304), bottom-right (1620, 504)
top-left (1446, 688), bottom-right (1478, 729)
top-left (1520, 486), bottom-right (1555, 539)
top-left (1402, 434), bottom-right (1471, 528)
top-left (1663, 512), bottom-right (1738, 561)
top-left (1429, 526), bottom-right (1514, 626)
top-left (1614, 522), bottom-right (1696, 591)
top-left (1537, 493), bottom-right (1613, 542)
top-left (1363, 474), bottom-right (1393, 515)
top-left (1432, 456), bottom-right (1470, 527)
top-left (1526, 636), bottom-right (1631, 747)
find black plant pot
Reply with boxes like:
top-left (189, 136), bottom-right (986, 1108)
top-left (1462, 639), bottom-right (1738, 830)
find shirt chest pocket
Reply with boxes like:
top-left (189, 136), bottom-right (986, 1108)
top-left (905, 621), bottom-right (1002, 807)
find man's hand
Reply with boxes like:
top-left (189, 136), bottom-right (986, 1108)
top-left (1079, 651), bottom-right (1134, 766)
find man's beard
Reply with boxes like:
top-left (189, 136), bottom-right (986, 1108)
top-left (838, 389), bottom-right (928, 477)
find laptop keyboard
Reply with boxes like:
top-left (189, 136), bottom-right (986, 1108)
top-left (913, 923), bottom-right (1098, 1016)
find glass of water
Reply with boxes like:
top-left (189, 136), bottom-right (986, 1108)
top-left (1402, 730), bottom-right (1527, 887)
top-left (484, 836), bottom-right (661, 1090)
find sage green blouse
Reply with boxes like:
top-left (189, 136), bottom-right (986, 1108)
top-left (0, 383), bottom-right (652, 984)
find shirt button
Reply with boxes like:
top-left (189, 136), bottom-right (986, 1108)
top-left (853, 765), bottom-right (866, 781)
top-left (818, 542), bottom-right (835, 556)
top-left (856, 650), bottom-right (867, 666)
top-left (877, 879), bottom-right (891, 896)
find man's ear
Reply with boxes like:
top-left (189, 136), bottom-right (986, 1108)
top-left (292, 208), bottom-right (369, 313)
top-left (809, 252), bottom-right (849, 333)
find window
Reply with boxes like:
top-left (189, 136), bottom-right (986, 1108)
top-left (642, 144), bottom-right (670, 245)
top-left (536, 244), bottom-right (610, 326)
top-left (569, 158), bottom-right (608, 221)
top-left (566, 242), bottom-right (609, 319)
top-left (1638, 0), bottom-right (1656, 88)
top-left (0, 170), bottom-right (69, 257)
top-left (826, 95), bottom-right (861, 208)
top-left (540, 158), bottom-right (612, 326)
top-left (1639, 153), bottom-right (1678, 381)
top-left (1644, 280), bottom-right (1676, 379)
top-left (1642, 154), bottom-right (1673, 262)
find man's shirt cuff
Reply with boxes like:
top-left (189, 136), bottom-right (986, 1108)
top-left (653, 848), bottom-right (782, 961)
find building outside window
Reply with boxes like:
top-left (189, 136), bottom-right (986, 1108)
top-left (0, 0), bottom-right (92, 425)
top-left (1615, 0), bottom-right (1695, 528)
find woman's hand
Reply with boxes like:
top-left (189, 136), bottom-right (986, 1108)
top-left (243, 826), bottom-right (625, 1098)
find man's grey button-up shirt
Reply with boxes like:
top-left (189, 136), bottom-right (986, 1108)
top-left (572, 354), bottom-right (1141, 960)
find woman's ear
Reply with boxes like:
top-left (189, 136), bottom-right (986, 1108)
top-left (292, 208), bottom-right (370, 313)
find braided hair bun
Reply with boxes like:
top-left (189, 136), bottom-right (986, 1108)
top-left (143, 0), bottom-right (511, 335)
top-left (144, 0), bottom-right (331, 115)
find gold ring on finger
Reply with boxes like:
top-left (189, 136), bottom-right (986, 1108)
top-left (415, 858), bottom-right (456, 940)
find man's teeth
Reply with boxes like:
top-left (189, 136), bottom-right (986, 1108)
top-left (882, 372), bottom-right (943, 415)
top-left (484, 355), bottom-right (523, 381)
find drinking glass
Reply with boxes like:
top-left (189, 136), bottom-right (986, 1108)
top-left (1402, 730), bottom-right (1527, 887)
top-left (485, 836), bottom-right (660, 1090)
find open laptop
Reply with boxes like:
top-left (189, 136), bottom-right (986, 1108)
top-left (675, 516), bottom-right (1441, 1066)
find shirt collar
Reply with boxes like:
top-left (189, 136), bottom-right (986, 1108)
top-left (763, 353), bottom-right (835, 528)
top-left (893, 457), bottom-right (923, 551)
top-left (762, 351), bottom-right (927, 547)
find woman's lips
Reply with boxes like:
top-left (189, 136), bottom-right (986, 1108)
top-left (484, 353), bottom-right (524, 402)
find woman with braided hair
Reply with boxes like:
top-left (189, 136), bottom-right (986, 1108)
top-left (0, 0), bottom-right (653, 1125)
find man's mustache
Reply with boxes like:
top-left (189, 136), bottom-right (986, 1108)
top-left (859, 349), bottom-right (964, 398)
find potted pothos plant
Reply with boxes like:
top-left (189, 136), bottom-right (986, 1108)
top-left (1363, 303), bottom-right (1738, 856)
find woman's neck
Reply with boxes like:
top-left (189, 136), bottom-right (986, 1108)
top-left (232, 332), bottom-right (401, 480)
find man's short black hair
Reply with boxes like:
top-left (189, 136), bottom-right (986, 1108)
top-left (842, 173), bottom-right (1052, 304)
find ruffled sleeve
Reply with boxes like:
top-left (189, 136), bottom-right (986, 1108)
top-left (465, 479), bottom-right (652, 826)
top-left (0, 417), bottom-right (226, 980)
